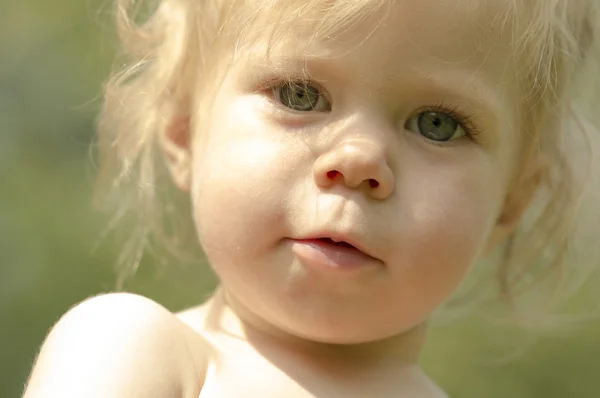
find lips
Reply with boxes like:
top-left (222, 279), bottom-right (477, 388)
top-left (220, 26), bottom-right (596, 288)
top-left (307, 233), bottom-right (377, 259)
top-left (290, 235), bottom-right (381, 271)
top-left (316, 237), bottom-right (355, 249)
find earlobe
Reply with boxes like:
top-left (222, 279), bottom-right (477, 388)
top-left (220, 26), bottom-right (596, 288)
top-left (161, 114), bottom-right (192, 192)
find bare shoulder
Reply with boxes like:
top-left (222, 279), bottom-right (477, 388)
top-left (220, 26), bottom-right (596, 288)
top-left (23, 293), bottom-right (208, 398)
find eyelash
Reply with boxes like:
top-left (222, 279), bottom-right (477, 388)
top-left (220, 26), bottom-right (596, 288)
top-left (257, 78), bottom-right (481, 140)
top-left (416, 101), bottom-right (481, 140)
top-left (257, 77), bottom-right (329, 105)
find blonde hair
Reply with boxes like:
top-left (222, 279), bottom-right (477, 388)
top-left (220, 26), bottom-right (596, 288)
top-left (97, 0), bottom-right (600, 311)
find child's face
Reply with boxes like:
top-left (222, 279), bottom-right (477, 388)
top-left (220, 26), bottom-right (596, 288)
top-left (171, 0), bottom-right (530, 343)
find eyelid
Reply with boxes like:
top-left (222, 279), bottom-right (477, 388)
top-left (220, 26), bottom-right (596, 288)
top-left (255, 76), bottom-right (332, 111)
top-left (411, 101), bottom-right (481, 139)
top-left (252, 73), bottom-right (483, 139)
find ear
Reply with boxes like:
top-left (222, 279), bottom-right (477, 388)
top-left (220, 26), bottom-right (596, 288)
top-left (160, 113), bottom-right (192, 192)
top-left (483, 155), bottom-right (548, 254)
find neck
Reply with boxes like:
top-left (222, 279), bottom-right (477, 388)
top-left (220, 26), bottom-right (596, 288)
top-left (208, 288), bottom-right (428, 369)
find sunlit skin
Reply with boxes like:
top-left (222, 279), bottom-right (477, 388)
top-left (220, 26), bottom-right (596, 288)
top-left (24, 1), bottom-right (544, 397)
top-left (184, 0), bottom-right (522, 347)
top-left (171, 0), bottom-right (530, 395)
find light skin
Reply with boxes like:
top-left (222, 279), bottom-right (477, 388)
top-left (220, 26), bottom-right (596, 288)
top-left (23, 1), bottom-right (544, 397)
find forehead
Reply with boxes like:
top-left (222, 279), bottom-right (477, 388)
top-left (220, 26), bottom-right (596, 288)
top-left (369, 0), bottom-right (513, 68)
top-left (242, 0), bottom-right (520, 85)
top-left (333, 0), bottom-right (517, 94)
top-left (241, 0), bottom-right (521, 123)
top-left (247, 1), bottom-right (514, 50)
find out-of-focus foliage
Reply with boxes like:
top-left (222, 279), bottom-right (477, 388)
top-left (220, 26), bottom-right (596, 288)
top-left (1, 2), bottom-right (599, 398)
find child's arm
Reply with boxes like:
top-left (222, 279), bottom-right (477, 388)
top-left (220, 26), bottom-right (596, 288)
top-left (22, 293), bottom-right (206, 398)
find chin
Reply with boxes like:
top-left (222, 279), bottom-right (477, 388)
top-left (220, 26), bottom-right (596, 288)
top-left (298, 329), bottom-right (393, 345)
top-left (270, 305), bottom-right (422, 345)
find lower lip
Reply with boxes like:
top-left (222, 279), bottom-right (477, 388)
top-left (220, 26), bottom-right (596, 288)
top-left (290, 239), bottom-right (382, 271)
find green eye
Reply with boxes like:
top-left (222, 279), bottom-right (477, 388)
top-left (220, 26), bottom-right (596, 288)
top-left (274, 82), bottom-right (328, 112)
top-left (407, 111), bottom-right (466, 142)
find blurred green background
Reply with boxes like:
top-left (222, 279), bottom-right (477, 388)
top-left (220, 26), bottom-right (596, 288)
top-left (2, 1), bottom-right (600, 397)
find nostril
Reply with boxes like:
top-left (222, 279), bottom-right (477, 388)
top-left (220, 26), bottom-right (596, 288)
top-left (327, 171), bottom-right (379, 188)
top-left (327, 170), bottom-right (340, 179)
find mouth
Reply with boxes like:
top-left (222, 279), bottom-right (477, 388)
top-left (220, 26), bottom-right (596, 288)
top-left (307, 235), bottom-right (376, 259)
top-left (316, 237), bottom-right (356, 249)
top-left (311, 234), bottom-right (376, 259)
top-left (291, 232), bottom-right (379, 261)
top-left (290, 235), bottom-right (381, 271)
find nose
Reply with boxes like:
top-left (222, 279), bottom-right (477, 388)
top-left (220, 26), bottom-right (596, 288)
top-left (313, 140), bottom-right (395, 200)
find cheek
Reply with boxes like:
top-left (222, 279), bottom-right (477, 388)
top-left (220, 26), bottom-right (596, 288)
top-left (404, 174), bottom-right (498, 253)
top-left (191, 142), bottom-right (277, 242)
top-left (189, 119), bottom-right (307, 262)
top-left (388, 149), bottom-right (507, 305)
